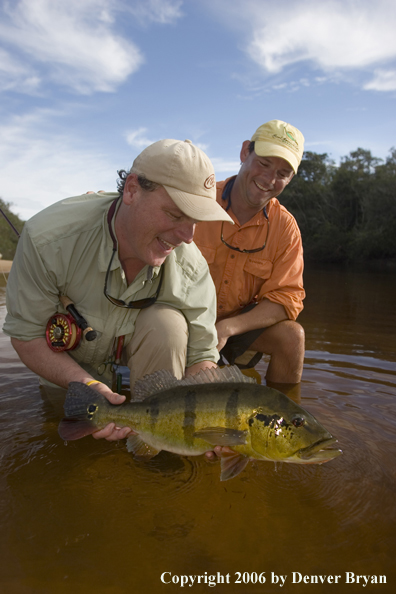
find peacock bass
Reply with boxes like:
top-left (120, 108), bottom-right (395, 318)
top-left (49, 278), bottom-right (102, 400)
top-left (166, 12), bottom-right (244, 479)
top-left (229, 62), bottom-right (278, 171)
top-left (58, 366), bottom-right (341, 481)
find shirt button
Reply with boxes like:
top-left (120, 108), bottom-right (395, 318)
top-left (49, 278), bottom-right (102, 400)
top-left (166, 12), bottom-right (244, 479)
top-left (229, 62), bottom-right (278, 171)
top-left (230, 254), bottom-right (235, 259)
top-left (224, 280), bottom-right (228, 284)
top-left (219, 305), bottom-right (223, 309)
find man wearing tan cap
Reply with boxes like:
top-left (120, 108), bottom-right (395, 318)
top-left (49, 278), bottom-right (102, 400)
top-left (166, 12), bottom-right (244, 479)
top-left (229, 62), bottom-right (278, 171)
top-left (194, 120), bottom-right (305, 390)
top-left (4, 139), bottom-right (233, 441)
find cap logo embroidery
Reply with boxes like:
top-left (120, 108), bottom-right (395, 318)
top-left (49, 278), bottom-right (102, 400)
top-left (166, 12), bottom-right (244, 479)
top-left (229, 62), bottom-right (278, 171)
top-left (204, 174), bottom-right (215, 189)
top-left (286, 130), bottom-right (297, 145)
top-left (272, 126), bottom-right (299, 153)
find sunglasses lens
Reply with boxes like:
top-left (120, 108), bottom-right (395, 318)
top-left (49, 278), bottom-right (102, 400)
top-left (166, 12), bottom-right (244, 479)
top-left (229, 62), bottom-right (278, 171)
top-left (104, 263), bottom-right (163, 309)
top-left (107, 295), bottom-right (126, 307)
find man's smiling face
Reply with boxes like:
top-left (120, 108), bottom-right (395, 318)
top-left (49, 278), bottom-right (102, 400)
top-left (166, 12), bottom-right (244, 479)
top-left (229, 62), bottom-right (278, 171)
top-left (235, 141), bottom-right (295, 214)
top-left (117, 174), bottom-right (197, 270)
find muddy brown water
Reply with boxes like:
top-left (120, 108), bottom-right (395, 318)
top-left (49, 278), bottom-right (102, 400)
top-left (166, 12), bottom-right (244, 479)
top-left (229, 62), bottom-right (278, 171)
top-left (0, 266), bottom-right (395, 594)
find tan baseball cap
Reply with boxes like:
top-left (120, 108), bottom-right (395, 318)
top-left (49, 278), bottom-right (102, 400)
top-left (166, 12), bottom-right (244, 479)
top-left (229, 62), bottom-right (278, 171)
top-left (131, 139), bottom-right (233, 223)
top-left (251, 120), bottom-right (305, 173)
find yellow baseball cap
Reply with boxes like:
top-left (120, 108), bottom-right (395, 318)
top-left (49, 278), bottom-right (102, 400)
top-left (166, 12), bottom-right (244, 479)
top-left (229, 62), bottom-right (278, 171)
top-left (131, 139), bottom-right (233, 223)
top-left (251, 120), bottom-right (305, 173)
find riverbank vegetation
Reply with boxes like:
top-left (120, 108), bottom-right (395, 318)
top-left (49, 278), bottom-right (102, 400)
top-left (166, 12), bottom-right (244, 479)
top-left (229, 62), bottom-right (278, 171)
top-left (1, 147), bottom-right (395, 264)
top-left (0, 199), bottom-right (24, 261)
top-left (280, 147), bottom-right (396, 263)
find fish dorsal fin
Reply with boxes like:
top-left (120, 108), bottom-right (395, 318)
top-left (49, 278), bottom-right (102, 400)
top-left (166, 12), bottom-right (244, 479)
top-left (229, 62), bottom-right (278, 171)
top-left (132, 365), bottom-right (256, 401)
top-left (132, 369), bottom-right (180, 401)
top-left (178, 365), bottom-right (256, 387)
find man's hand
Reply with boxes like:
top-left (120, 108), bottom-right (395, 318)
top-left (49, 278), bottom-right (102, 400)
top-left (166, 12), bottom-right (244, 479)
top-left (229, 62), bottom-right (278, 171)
top-left (89, 382), bottom-right (133, 441)
top-left (215, 318), bottom-right (234, 352)
top-left (205, 446), bottom-right (234, 461)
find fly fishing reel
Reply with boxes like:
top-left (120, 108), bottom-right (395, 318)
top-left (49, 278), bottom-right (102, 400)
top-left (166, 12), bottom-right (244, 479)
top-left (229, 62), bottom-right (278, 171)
top-left (46, 295), bottom-right (97, 352)
top-left (46, 313), bottom-right (82, 352)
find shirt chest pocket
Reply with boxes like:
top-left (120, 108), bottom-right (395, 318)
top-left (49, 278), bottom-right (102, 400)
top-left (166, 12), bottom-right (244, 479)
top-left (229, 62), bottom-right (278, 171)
top-left (243, 258), bottom-right (273, 280)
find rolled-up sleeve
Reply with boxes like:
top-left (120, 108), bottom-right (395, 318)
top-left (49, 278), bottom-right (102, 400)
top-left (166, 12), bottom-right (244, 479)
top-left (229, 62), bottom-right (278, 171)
top-left (183, 257), bottom-right (219, 366)
top-left (158, 244), bottom-right (219, 367)
top-left (3, 226), bottom-right (60, 340)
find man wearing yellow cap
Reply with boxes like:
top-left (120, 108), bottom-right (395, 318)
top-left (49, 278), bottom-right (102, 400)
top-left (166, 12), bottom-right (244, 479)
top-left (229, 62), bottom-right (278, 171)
top-left (194, 120), bottom-right (305, 388)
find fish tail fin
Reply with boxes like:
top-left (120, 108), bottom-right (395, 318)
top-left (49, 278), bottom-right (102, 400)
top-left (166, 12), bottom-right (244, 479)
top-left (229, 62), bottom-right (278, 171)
top-left (58, 382), bottom-right (105, 441)
top-left (58, 418), bottom-right (98, 440)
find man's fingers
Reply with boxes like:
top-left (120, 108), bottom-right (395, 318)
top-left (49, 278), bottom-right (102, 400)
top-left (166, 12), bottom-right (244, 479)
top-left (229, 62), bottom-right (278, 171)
top-left (92, 423), bottom-right (132, 441)
top-left (104, 392), bottom-right (126, 405)
top-left (204, 445), bottom-right (234, 460)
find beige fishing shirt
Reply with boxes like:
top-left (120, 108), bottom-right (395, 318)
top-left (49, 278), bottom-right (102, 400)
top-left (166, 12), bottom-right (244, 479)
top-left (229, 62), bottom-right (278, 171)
top-left (3, 192), bottom-right (219, 382)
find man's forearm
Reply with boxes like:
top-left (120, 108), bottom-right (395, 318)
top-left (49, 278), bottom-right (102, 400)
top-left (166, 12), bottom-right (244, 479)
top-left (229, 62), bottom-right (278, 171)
top-left (185, 360), bottom-right (217, 377)
top-left (216, 299), bottom-right (288, 350)
top-left (11, 336), bottom-right (96, 389)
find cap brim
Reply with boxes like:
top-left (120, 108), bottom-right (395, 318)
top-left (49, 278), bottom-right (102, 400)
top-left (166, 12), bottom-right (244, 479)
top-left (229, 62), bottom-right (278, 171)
top-left (163, 185), bottom-right (234, 223)
top-left (253, 141), bottom-right (299, 174)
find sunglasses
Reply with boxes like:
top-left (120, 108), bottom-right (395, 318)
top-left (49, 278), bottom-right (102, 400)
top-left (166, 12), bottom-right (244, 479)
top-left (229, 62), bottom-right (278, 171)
top-left (220, 216), bottom-right (270, 254)
top-left (104, 248), bottom-right (164, 309)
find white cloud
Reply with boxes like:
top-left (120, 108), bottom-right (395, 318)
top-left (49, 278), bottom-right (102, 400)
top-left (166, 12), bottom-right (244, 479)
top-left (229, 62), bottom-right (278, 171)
top-left (0, 47), bottom-right (41, 93)
top-left (0, 0), bottom-right (143, 94)
top-left (205, 0), bottom-right (396, 91)
top-left (364, 69), bottom-right (396, 91)
top-left (247, 2), bottom-right (396, 74)
top-left (124, 0), bottom-right (184, 25)
top-left (125, 128), bottom-right (209, 156)
top-left (125, 128), bottom-right (158, 149)
top-left (0, 109), bottom-right (120, 220)
top-left (211, 158), bottom-right (240, 176)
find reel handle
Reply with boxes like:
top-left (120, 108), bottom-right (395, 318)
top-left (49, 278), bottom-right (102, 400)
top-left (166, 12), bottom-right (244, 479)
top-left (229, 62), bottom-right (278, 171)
top-left (60, 296), bottom-right (97, 341)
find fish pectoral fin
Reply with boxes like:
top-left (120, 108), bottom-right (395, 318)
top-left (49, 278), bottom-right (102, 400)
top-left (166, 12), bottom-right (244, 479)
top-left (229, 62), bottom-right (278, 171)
top-left (220, 451), bottom-right (250, 481)
top-left (126, 435), bottom-right (161, 460)
top-left (193, 427), bottom-right (247, 447)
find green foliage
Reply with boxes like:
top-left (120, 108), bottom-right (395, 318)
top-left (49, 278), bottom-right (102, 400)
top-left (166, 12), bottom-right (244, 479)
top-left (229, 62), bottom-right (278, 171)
top-left (280, 148), bottom-right (396, 263)
top-left (1, 147), bottom-right (395, 265)
top-left (0, 199), bottom-right (24, 260)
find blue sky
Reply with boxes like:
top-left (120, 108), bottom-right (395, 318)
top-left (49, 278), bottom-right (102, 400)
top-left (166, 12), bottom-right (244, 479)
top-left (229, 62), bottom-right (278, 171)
top-left (1, 0), bottom-right (396, 221)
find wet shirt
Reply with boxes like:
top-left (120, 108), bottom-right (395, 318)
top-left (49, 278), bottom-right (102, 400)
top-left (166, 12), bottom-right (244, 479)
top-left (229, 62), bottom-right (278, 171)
top-left (193, 178), bottom-right (305, 321)
top-left (3, 192), bottom-right (219, 381)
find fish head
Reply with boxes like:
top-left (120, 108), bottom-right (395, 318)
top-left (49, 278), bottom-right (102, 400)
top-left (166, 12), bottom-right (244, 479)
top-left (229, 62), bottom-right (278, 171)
top-left (247, 395), bottom-right (342, 464)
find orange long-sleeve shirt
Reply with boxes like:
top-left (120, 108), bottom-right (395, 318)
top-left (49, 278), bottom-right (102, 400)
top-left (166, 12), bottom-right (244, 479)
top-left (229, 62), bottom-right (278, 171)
top-left (194, 178), bottom-right (305, 321)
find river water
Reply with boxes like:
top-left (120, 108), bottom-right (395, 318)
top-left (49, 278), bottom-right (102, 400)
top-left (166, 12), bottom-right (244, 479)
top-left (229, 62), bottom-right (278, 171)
top-left (0, 266), bottom-right (395, 594)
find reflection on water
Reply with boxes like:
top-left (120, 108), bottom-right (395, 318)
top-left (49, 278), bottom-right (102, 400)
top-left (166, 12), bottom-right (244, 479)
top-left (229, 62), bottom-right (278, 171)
top-left (1, 267), bottom-right (395, 593)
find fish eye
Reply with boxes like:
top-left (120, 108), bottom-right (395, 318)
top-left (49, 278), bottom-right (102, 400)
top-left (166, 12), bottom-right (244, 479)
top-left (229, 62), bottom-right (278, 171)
top-left (292, 416), bottom-right (305, 428)
top-left (87, 404), bottom-right (97, 414)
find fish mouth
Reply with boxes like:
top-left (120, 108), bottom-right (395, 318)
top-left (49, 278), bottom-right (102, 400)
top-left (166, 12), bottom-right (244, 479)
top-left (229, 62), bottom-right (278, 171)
top-left (297, 437), bottom-right (342, 464)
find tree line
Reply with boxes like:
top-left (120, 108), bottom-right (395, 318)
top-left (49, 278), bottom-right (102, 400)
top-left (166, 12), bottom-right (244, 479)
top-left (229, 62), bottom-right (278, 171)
top-left (1, 147), bottom-right (395, 263)
top-left (280, 147), bottom-right (396, 263)
top-left (0, 199), bottom-right (24, 261)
